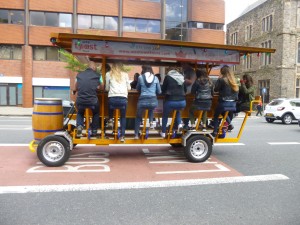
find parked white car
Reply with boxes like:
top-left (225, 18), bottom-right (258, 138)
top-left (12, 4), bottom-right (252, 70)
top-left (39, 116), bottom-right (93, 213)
top-left (264, 98), bottom-right (300, 124)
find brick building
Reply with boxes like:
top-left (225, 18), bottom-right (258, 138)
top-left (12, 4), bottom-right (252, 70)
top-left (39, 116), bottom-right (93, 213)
top-left (0, 0), bottom-right (225, 107)
top-left (227, 0), bottom-right (300, 102)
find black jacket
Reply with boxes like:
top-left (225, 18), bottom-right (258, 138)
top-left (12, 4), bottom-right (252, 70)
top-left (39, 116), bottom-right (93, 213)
top-left (76, 68), bottom-right (100, 105)
top-left (191, 78), bottom-right (213, 101)
top-left (214, 78), bottom-right (238, 102)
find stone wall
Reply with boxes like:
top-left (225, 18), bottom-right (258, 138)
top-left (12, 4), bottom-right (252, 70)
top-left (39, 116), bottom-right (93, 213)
top-left (227, 0), bottom-right (300, 101)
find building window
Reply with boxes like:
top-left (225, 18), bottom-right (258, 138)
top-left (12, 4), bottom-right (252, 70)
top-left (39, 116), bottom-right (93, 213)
top-left (244, 54), bottom-right (252, 69)
top-left (0, 9), bottom-right (24, 24)
top-left (78, 15), bottom-right (117, 30)
top-left (30, 11), bottom-right (72, 27)
top-left (188, 22), bottom-right (224, 30)
top-left (262, 15), bottom-right (272, 32)
top-left (231, 32), bottom-right (238, 45)
top-left (0, 45), bottom-right (22, 60)
top-left (258, 79), bottom-right (270, 102)
top-left (165, 0), bottom-right (188, 41)
top-left (34, 86), bottom-right (70, 101)
top-left (123, 18), bottom-right (160, 33)
top-left (33, 46), bottom-right (64, 61)
top-left (261, 40), bottom-right (272, 65)
top-left (245, 25), bottom-right (252, 41)
top-left (296, 78), bottom-right (300, 98)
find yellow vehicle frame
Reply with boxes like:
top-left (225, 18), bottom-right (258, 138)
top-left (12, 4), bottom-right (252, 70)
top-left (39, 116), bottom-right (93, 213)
top-left (29, 33), bottom-right (275, 165)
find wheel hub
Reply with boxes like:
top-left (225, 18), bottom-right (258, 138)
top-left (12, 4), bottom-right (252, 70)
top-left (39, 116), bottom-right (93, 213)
top-left (190, 141), bottom-right (207, 158)
top-left (43, 142), bottom-right (64, 162)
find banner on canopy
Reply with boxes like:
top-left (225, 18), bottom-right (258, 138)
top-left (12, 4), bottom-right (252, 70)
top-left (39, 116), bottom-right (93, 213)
top-left (72, 39), bottom-right (240, 64)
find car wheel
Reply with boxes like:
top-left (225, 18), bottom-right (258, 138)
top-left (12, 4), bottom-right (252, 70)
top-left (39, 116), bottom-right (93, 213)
top-left (184, 135), bottom-right (212, 162)
top-left (266, 118), bottom-right (275, 123)
top-left (282, 113), bottom-right (293, 125)
top-left (37, 135), bottom-right (71, 167)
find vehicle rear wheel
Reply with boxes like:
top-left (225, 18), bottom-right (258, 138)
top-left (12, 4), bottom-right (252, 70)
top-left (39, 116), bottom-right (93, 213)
top-left (184, 135), bottom-right (212, 162)
top-left (37, 135), bottom-right (70, 167)
top-left (282, 113), bottom-right (293, 125)
top-left (266, 118), bottom-right (275, 123)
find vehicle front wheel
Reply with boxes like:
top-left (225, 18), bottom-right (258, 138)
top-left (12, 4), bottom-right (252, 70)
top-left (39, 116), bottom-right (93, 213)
top-left (184, 135), bottom-right (212, 162)
top-left (37, 135), bottom-right (70, 167)
top-left (282, 113), bottom-right (293, 125)
top-left (266, 118), bottom-right (275, 123)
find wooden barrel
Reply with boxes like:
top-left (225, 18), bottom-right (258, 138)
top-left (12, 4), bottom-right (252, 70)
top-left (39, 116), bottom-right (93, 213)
top-left (32, 98), bottom-right (64, 142)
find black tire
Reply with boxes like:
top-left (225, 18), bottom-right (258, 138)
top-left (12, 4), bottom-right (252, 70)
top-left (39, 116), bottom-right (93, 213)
top-left (282, 113), bottom-right (293, 125)
top-left (170, 143), bottom-right (183, 148)
top-left (37, 135), bottom-right (71, 167)
top-left (265, 118), bottom-right (275, 123)
top-left (184, 135), bottom-right (212, 162)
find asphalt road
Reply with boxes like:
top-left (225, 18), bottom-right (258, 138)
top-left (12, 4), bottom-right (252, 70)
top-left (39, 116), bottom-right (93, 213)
top-left (0, 115), bottom-right (299, 225)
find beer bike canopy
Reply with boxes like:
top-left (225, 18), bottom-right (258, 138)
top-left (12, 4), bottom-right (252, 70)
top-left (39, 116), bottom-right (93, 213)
top-left (50, 33), bottom-right (276, 67)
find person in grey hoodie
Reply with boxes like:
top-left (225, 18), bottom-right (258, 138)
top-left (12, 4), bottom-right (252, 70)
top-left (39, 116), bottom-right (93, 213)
top-left (160, 67), bottom-right (186, 138)
top-left (134, 65), bottom-right (161, 138)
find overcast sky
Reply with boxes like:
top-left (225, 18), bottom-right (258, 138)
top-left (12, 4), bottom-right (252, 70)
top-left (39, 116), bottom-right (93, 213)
top-left (225, 0), bottom-right (259, 24)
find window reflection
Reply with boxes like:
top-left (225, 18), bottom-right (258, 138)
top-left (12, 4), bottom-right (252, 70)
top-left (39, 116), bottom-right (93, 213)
top-left (123, 18), bottom-right (135, 32)
top-left (11, 10), bottom-right (24, 24)
top-left (123, 18), bottom-right (160, 33)
top-left (0, 10), bottom-right (8, 23)
top-left (78, 15), bottom-right (91, 29)
top-left (59, 13), bottom-right (72, 27)
top-left (136, 19), bottom-right (148, 32)
top-left (30, 11), bottom-right (44, 26)
top-left (165, 0), bottom-right (187, 41)
top-left (105, 17), bottom-right (118, 30)
top-left (92, 16), bottom-right (104, 29)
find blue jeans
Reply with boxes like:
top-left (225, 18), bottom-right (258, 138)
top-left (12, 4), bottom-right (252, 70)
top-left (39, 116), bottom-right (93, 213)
top-left (76, 101), bottom-right (100, 131)
top-left (108, 97), bottom-right (127, 136)
top-left (213, 101), bottom-right (236, 134)
top-left (161, 100), bottom-right (186, 133)
top-left (134, 97), bottom-right (158, 135)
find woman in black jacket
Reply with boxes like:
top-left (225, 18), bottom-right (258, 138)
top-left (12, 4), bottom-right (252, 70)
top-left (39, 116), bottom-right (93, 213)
top-left (160, 67), bottom-right (186, 138)
top-left (189, 69), bottom-right (214, 131)
top-left (212, 65), bottom-right (239, 136)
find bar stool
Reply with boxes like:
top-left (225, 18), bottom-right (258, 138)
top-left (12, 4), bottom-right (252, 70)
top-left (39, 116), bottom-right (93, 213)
top-left (215, 104), bottom-right (236, 140)
top-left (166, 108), bottom-right (184, 140)
top-left (193, 105), bottom-right (211, 131)
top-left (108, 105), bottom-right (125, 140)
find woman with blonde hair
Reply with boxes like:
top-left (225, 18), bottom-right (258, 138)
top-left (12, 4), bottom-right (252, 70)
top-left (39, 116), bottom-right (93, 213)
top-left (105, 63), bottom-right (131, 142)
top-left (212, 65), bottom-right (238, 137)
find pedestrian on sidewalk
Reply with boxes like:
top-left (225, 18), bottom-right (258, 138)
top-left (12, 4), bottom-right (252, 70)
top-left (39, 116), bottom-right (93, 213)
top-left (256, 101), bottom-right (263, 116)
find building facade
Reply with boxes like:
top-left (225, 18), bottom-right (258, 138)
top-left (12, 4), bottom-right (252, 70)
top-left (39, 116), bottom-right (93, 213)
top-left (227, 0), bottom-right (300, 102)
top-left (0, 0), bottom-right (225, 107)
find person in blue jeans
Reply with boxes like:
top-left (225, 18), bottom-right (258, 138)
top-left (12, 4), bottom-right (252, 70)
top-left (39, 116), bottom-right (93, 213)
top-left (212, 65), bottom-right (239, 137)
top-left (74, 61), bottom-right (103, 137)
top-left (134, 65), bottom-right (161, 138)
top-left (105, 63), bottom-right (131, 142)
top-left (160, 67), bottom-right (186, 138)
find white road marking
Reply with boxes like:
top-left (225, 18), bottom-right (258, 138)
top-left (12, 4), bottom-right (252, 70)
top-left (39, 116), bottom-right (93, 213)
top-left (0, 174), bottom-right (289, 194)
top-left (156, 164), bottom-right (230, 174)
top-left (268, 142), bottom-right (300, 145)
top-left (214, 143), bottom-right (245, 146)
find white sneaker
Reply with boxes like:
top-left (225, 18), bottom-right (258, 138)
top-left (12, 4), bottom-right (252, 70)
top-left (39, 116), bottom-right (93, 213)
top-left (177, 124), bottom-right (183, 132)
top-left (120, 136), bottom-right (125, 142)
top-left (160, 132), bottom-right (166, 138)
top-left (107, 119), bottom-right (113, 127)
top-left (150, 122), bottom-right (155, 129)
top-left (134, 135), bottom-right (139, 140)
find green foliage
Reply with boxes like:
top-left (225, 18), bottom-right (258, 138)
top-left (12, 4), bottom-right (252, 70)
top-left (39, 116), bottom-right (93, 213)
top-left (58, 49), bottom-right (87, 72)
top-left (58, 49), bottom-right (133, 74)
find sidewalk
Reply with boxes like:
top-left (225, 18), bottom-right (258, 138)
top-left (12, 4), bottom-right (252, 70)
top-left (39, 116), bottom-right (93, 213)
top-left (0, 107), bottom-right (33, 116)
